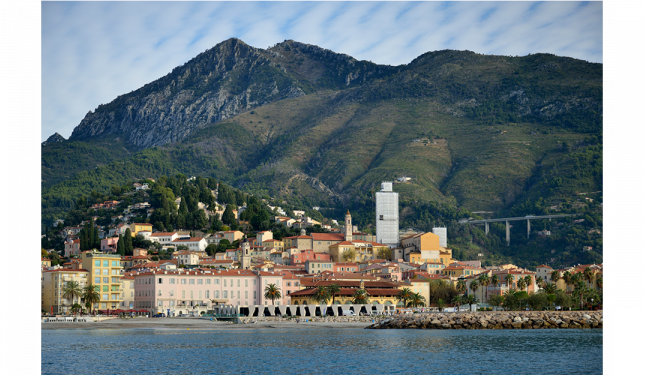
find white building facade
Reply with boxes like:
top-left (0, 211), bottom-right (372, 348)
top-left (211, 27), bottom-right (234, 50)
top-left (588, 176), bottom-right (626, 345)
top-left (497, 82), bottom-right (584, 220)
top-left (375, 182), bottom-right (399, 248)
top-left (432, 227), bottom-right (448, 248)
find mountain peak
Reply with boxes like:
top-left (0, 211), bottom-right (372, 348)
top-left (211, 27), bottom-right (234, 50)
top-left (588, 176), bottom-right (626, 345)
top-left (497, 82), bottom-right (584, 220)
top-left (42, 132), bottom-right (66, 146)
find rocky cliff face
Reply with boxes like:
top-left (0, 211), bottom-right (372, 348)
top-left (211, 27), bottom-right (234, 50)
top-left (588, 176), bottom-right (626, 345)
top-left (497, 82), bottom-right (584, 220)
top-left (68, 38), bottom-right (402, 149)
top-left (70, 39), bottom-right (308, 148)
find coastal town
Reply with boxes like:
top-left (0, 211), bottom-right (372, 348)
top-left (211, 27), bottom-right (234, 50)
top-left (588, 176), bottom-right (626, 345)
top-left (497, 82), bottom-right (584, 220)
top-left (41, 177), bottom-right (603, 318)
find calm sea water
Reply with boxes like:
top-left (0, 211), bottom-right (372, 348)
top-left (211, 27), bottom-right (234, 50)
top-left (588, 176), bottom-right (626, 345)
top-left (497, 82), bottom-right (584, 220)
top-left (42, 328), bottom-right (602, 374)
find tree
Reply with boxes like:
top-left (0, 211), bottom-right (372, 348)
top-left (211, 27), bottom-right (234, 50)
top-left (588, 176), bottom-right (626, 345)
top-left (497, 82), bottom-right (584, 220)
top-left (327, 284), bottom-right (341, 305)
top-left (352, 288), bottom-right (370, 304)
top-left (205, 244), bottom-right (218, 257)
top-left (517, 278), bottom-right (527, 293)
top-left (536, 276), bottom-right (545, 289)
top-left (563, 271), bottom-right (573, 291)
top-left (478, 273), bottom-right (490, 302)
top-left (523, 275), bottom-right (532, 292)
top-left (527, 292), bottom-right (549, 311)
top-left (342, 248), bottom-right (356, 262)
top-left (62, 281), bottom-right (83, 314)
top-left (595, 276), bottom-right (603, 289)
top-left (544, 283), bottom-right (557, 294)
top-left (117, 235), bottom-right (125, 256)
top-left (436, 298), bottom-right (446, 312)
top-left (71, 303), bottom-right (83, 315)
top-left (491, 274), bottom-right (500, 291)
top-left (408, 293), bottom-right (426, 308)
top-left (583, 267), bottom-right (594, 286)
top-left (456, 280), bottom-right (466, 294)
top-left (312, 286), bottom-right (331, 305)
top-left (396, 288), bottom-right (414, 307)
top-left (451, 295), bottom-right (462, 311)
top-left (124, 228), bottom-right (133, 255)
top-left (83, 283), bottom-right (100, 314)
top-left (489, 295), bottom-right (504, 308)
top-left (505, 274), bottom-right (515, 290)
top-left (264, 283), bottom-right (281, 305)
top-left (192, 210), bottom-right (208, 230)
top-left (376, 247), bottom-right (392, 260)
top-left (222, 205), bottom-right (236, 225)
top-left (551, 270), bottom-right (560, 284)
top-left (469, 280), bottom-right (479, 298)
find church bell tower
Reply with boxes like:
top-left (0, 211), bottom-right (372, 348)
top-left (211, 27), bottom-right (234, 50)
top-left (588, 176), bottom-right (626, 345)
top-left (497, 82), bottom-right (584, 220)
top-left (344, 210), bottom-right (353, 242)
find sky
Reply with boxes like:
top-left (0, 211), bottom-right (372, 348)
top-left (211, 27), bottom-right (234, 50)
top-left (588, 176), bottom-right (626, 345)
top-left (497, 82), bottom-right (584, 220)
top-left (41, 1), bottom-right (603, 141)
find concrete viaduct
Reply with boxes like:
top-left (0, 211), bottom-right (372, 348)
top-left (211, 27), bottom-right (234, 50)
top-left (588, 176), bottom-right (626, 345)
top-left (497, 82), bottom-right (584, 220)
top-left (461, 214), bottom-right (576, 245)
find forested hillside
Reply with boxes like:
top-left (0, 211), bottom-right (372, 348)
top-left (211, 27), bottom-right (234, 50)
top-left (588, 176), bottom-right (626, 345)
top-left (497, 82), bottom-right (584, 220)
top-left (42, 38), bottom-right (602, 268)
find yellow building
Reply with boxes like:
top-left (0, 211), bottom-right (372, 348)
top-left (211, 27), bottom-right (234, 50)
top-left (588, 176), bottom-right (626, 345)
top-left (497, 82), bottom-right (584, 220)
top-left (408, 279), bottom-right (431, 307)
top-left (130, 223), bottom-right (153, 236)
top-left (42, 268), bottom-right (89, 314)
top-left (81, 251), bottom-right (124, 310)
top-left (401, 232), bottom-right (455, 264)
top-left (441, 264), bottom-right (483, 278)
top-left (329, 240), bottom-right (390, 262)
top-left (262, 239), bottom-right (284, 251)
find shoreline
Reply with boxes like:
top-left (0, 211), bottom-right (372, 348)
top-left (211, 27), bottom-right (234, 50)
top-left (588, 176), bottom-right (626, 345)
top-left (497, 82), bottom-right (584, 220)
top-left (41, 317), bottom-right (372, 330)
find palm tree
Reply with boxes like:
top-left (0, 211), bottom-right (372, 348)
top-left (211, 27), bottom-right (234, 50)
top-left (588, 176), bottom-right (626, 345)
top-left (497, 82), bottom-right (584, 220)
top-left (342, 248), bottom-right (356, 262)
top-left (544, 283), bottom-right (557, 294)
top-left (505, 274), bottom-right (515, 290)
top-left (456, 280), bottom-right (466, 294)
top-left (523, 275), bottom-right (532, 292)
top-left (491, 274), bottom-right (500, 289)
top-left (83, 283), bottom-right (100, 315)
top-left (469, 280), bottom-right (479, 299)
top-left (312, 286), bottom-right (331, 305)
top-left (573, 281), bottom-right (586, 309)
top-left (551, 270), bottom-right (560, 284)
top-left (264, 283), bottom-right (282, 305)
top-left (563, 271), bottom-right (573, 291)
top-left (478, 274), bottom-right (490, 302)
top-left (536, 276), bottom-right (545, 289)
top-left (595, 276), bottom-right (603, 290)
top-left (62, 281), bottom-right (83, 315)
top-left (436, 298), bottom-right (446, 312)
top-left (327, 284), bottom-right (341, 305)
top-left (451, 295), bottom-right (462, 312)
top-left (352, 288), bottom-right (370, 304)
top-left (396, 288), bottom-right (414, 308)
top-left (517, 278), bottom-right (526, 293)
top-left (583, 267), bottom-right (594, 287)
top-left (407, 293), bottom-right (426, 308)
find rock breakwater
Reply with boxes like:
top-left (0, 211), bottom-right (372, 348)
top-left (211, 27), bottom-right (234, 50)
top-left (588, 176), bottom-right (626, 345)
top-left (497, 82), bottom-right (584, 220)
top-left (367, 311), bottom-right (602, 330)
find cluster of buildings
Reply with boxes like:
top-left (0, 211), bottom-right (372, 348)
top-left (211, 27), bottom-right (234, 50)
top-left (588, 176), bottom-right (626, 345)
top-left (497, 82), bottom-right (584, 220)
top-left (43, 180), bottom-right (601, 316)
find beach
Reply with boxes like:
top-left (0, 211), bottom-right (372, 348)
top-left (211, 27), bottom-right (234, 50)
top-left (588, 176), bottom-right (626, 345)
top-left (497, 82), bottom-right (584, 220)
top-left (41, 317), bottom-right (372, 330)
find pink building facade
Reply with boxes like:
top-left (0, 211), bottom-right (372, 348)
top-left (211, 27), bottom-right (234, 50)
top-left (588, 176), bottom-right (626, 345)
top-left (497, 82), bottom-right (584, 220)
top-left (133, 268), bottom-right (289, 315)
top-left (291, 250), bottom-right (330, 265)
top-left (101, 237), bottom-right (119, 252)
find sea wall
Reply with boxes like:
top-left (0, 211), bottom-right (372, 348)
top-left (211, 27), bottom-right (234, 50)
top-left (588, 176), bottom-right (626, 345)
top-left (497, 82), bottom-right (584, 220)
top-left (238, 316), bottom-right (378, 324)
top-left (366, 311), bottom-right (603, 330)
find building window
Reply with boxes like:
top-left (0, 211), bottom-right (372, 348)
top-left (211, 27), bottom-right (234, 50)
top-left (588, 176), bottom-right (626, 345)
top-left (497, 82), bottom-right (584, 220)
top-left (182, 290), bottom-right (186, 298)
top-left (102, 294), bottom-right (108, 300)
top-left (215, 291), bottom-right (220, 298)
top-left (198, 279), bottom-right (203, 285)
top-left (95, 260), bottom-right (100, 267)
top-left (181, 279), bottom-right (187, 284)
top-left (206, 291), bottom-right (210, 298)
top-left (224, 280), bottom-right (227, 287)
top-left (206, 279), bottom-right (211, 285)
top-left (103, 277), bottom-right (109, 283)
top-left (103, 260), bottom-right (109, 267)
top-left (158, 278), bottom-right (163, 284)
top-left (94, 269), bottom-right (100, 275)
top-left (215, 279), bottom-right (220, 285)
top-left (189, 279), bottom-right (195, 285)
top-left (170, 278), bottom-right (175, 284)
top-left (223, 291), bottom-right (228, 298)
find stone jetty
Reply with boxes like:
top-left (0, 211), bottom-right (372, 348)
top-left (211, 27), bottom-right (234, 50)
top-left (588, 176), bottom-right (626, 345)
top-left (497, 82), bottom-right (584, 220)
top-left (366, 311), bottom-right (602, 330)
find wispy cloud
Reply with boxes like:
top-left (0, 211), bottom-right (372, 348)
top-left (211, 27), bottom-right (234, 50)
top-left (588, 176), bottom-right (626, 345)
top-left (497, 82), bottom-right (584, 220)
top-left (42, 1), bottom-right (602, 141)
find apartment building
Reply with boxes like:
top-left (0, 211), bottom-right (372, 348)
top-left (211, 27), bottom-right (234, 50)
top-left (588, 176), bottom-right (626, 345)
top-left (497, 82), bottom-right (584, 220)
top-left (81, 251), bottom-right (124, 310)
top-left (42, 268), bottom-right (89, 314)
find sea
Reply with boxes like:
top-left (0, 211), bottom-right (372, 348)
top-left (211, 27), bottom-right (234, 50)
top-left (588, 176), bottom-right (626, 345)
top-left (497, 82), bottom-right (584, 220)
top-left (42, 328), bottom-right (602, 374)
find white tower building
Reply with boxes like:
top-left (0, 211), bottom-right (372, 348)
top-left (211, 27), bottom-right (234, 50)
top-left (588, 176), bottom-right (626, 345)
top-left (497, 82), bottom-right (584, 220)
top-left (432, 227), bottom-right (448, 248)
top-left (240, 239), bottom-right (251, 270)
top-left (344, 210), bottom-right (353, 242)
top-left (375, 182), bottom-right (399, 248)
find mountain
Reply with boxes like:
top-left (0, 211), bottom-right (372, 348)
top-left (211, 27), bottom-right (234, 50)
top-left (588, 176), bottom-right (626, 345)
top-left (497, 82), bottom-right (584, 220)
top-left (41, 132), bottom-right (66, 146)
top-left (42, 38), bottom-right (602, 268)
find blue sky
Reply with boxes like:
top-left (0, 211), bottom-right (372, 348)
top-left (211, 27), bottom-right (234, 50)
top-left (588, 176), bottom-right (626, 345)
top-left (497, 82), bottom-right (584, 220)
top-left (41, 1), bottom-right (603, 141)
